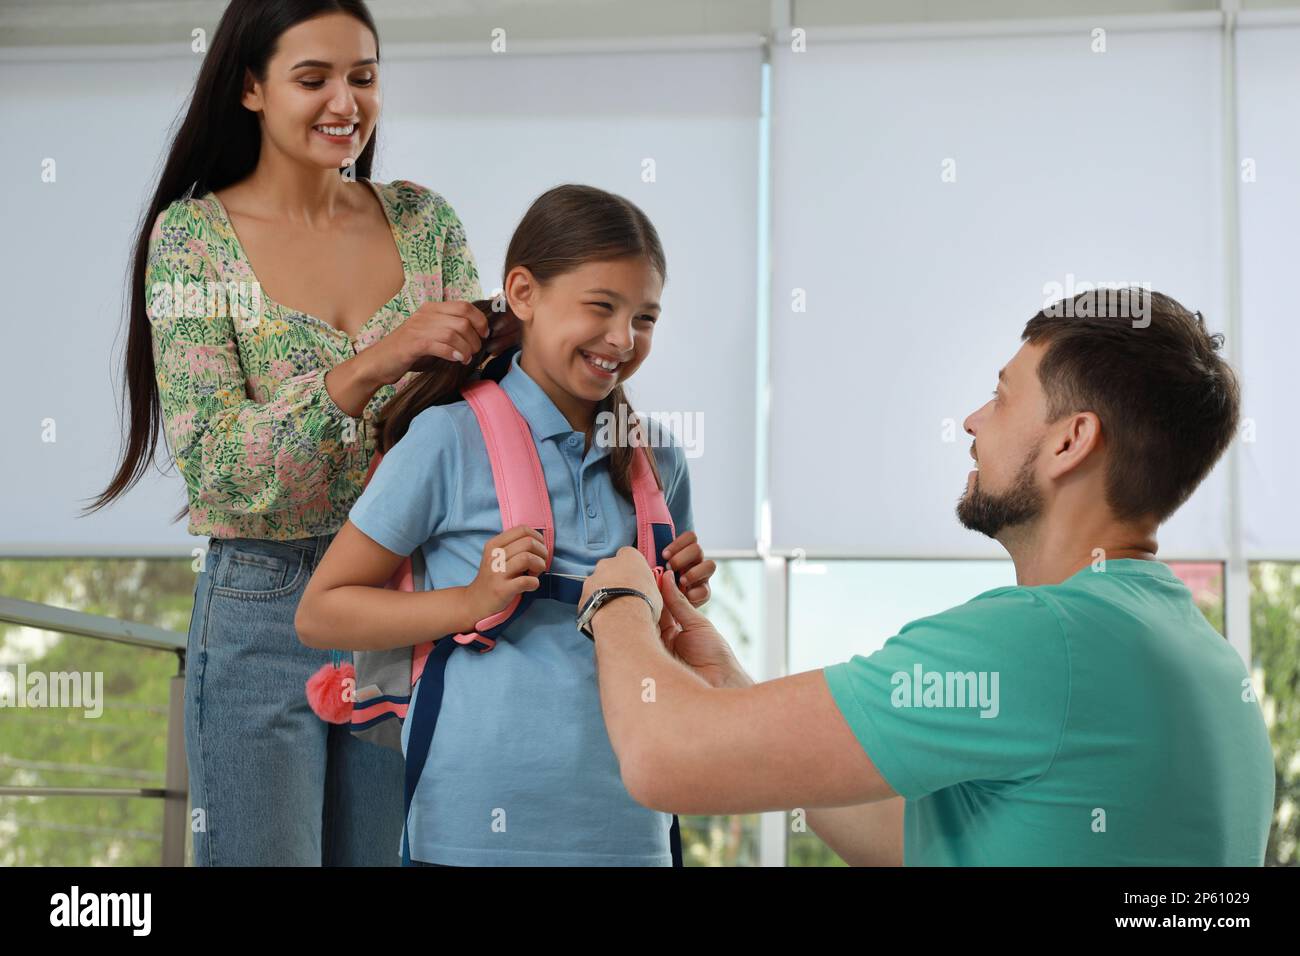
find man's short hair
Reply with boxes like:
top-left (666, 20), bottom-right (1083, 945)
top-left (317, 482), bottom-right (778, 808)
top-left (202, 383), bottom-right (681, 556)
top-left (1022, 288), bottom-right (1240, 524)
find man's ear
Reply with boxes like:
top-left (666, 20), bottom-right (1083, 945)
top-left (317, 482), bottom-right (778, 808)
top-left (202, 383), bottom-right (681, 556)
top-left (1045, 411), bottom-right (1102, 479)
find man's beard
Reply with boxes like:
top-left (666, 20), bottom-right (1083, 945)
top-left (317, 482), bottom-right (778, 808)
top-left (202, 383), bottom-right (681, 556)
top-left (956, 449), bottom-right (1044, 538)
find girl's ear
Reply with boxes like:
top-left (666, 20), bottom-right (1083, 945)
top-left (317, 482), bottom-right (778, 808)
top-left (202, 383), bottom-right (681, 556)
top-left (504, 265), bottom-right (538, 323)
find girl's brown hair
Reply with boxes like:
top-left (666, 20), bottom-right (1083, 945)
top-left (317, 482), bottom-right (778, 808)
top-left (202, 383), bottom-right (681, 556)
top-left (376, 183), bottom-right (668, 503)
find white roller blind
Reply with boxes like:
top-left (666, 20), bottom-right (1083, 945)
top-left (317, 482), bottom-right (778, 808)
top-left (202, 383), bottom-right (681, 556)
top-left (768, 27), bottom-right (1228, 558)
top-left (0, 44), bottom-right (761, 555)
top-left (0, 53), bottom-right (206, 556)
top-left (1237, 23), bottom-right (1300, 561)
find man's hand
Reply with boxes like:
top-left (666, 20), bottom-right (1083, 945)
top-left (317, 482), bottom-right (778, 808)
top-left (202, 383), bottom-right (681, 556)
top-left (581, 546), bottom-right (664, 621)
top-left (657, 568), bottom-right (753, 689)
top-left (661, 532), bottom-right (716, 608)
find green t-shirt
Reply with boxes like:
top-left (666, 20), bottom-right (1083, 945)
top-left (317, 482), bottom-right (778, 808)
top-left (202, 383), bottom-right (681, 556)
top-left (823, 559), bottom-right (1274, 865)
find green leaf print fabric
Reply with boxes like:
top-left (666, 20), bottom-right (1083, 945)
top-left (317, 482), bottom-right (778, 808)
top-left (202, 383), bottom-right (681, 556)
top-left (145, 179), bottom-right (482, 539)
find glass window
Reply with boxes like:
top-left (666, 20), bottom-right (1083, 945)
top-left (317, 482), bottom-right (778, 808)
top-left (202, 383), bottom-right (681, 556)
top-left (1251, 561), bottom-right (1299, 866)
top-left (680, 558), bottom-right (764, 865)
top-left (0, 557), bottom-right (193, 866)
top-left (1167, 561), bottom-right (1224, 636)
top-left (0, 556), bottom-right (767, 866)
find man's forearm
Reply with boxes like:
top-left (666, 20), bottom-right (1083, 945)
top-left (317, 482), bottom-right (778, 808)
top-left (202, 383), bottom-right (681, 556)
top-left (807, 798), bottom-right (905, 866)
top-left (590, 597), bottom-right (707, 790)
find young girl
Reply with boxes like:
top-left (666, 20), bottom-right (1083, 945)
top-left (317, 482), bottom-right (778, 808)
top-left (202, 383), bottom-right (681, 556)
top-left (295, 184), bottom-right (717, 866)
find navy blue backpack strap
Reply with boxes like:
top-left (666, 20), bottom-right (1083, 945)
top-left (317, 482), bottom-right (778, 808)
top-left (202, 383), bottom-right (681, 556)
top-left (401, 635), bottom-right (457, 865)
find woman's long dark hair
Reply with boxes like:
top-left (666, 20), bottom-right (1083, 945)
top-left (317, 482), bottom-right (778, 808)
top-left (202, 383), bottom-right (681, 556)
top-left (377, 184), bottom-right (670, 503)
top-left (88, 0), bottom-right (380, 521)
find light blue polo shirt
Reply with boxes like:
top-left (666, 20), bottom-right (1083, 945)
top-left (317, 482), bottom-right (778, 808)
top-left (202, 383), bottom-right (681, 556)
top-left (347, 349), bottom-right (694, 865)
top-left (823, 559), bottom-right (1275, 865)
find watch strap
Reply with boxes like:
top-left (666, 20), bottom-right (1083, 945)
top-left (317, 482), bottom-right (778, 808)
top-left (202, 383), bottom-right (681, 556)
top-left (578, 587), bottom-right (655, 640)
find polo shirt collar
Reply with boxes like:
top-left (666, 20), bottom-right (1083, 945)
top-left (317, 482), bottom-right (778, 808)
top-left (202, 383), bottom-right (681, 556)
top-left (499, 348), bottom-right (586, 444)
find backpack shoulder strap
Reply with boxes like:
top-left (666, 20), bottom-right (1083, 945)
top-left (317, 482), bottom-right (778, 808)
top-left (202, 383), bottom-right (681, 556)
top-left (630, 441), bottom-right (677, 573)
top-left (460, 379), bottom-right (555, 631)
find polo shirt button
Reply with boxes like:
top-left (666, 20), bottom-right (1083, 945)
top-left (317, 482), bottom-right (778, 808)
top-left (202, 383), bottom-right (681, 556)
top-left (567, 435), bottom-right (579, 447)
top-left (586, 505), bottom-right (596, 517)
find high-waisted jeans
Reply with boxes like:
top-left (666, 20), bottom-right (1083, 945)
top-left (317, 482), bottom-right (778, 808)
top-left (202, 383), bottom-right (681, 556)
top-left (184, 533), bottom-right (406, 865)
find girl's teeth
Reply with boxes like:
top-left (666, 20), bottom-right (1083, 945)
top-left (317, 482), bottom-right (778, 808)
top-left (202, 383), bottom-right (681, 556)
top-left (582, 351), bottom-right (620, 371)
top-left (315, 124), bottom-right (355, 136)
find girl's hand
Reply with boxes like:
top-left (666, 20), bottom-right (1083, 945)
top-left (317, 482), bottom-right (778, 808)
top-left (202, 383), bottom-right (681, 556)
top-left (661, 531), bottom-right (716, 608)
top-left (361, 300), bottom-right (491, 387)
top-left (463, 525), bottom-right (548, 627)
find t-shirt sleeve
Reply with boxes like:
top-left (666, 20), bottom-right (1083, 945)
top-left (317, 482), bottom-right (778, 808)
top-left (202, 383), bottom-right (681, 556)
top-left (822, 588), bottom-right (1070, 800)
top-left (347, 406), bottom-right (462, 556)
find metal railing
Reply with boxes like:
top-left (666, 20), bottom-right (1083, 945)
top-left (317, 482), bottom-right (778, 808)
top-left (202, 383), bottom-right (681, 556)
top-left (0, 595), bottom-right (188, 866)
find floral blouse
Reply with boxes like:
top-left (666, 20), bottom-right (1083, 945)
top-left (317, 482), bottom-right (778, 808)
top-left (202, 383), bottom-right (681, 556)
top-left (146, 178), bottom-right (482, 540)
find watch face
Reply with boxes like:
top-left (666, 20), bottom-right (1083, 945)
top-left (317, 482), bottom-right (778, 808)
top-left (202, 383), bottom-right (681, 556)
top-left (577, 594), bottom-right (600, 639)
top-left (578, 588), bottom-right (647, 642)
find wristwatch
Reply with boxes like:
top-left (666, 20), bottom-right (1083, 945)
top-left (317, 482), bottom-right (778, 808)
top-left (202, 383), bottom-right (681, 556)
top-left (576, 587), bottom-right (655, 641)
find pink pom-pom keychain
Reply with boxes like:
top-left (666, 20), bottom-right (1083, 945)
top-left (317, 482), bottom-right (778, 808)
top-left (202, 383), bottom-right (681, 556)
top-left (306, 649), bottom-right (355, 724)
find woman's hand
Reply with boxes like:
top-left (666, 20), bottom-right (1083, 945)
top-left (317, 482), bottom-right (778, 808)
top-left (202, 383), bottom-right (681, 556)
top-left (657, 568), bottom-right (753, 689)
top-left (661, 531), bottom-right (716, 608)
top-left (326, 301), bottom-right (523, 417)
top-left (463, 525), bottom-right (548, 627)
top-left (360, 300), bottom-right (492, 387)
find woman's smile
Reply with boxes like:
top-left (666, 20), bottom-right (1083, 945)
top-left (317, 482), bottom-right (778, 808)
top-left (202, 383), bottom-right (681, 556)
top-left (312, 121), bottom-right (357, 143)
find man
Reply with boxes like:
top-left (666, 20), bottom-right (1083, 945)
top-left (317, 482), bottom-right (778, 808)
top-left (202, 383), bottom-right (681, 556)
top-left (581, 288), bottom-right (1274, 865)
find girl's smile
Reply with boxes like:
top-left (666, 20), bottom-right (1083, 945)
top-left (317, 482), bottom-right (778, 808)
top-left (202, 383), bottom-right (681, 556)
top-left (578, 348), bottom-right (627, 381)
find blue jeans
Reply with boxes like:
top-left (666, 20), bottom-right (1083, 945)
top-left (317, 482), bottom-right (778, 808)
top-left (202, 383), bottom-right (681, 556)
top-left (184, 533), bottom-right (406, 865)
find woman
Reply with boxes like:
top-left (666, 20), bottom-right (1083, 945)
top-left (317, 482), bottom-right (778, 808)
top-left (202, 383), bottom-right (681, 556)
top-left (90, 0), bottom-right (519, 865)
